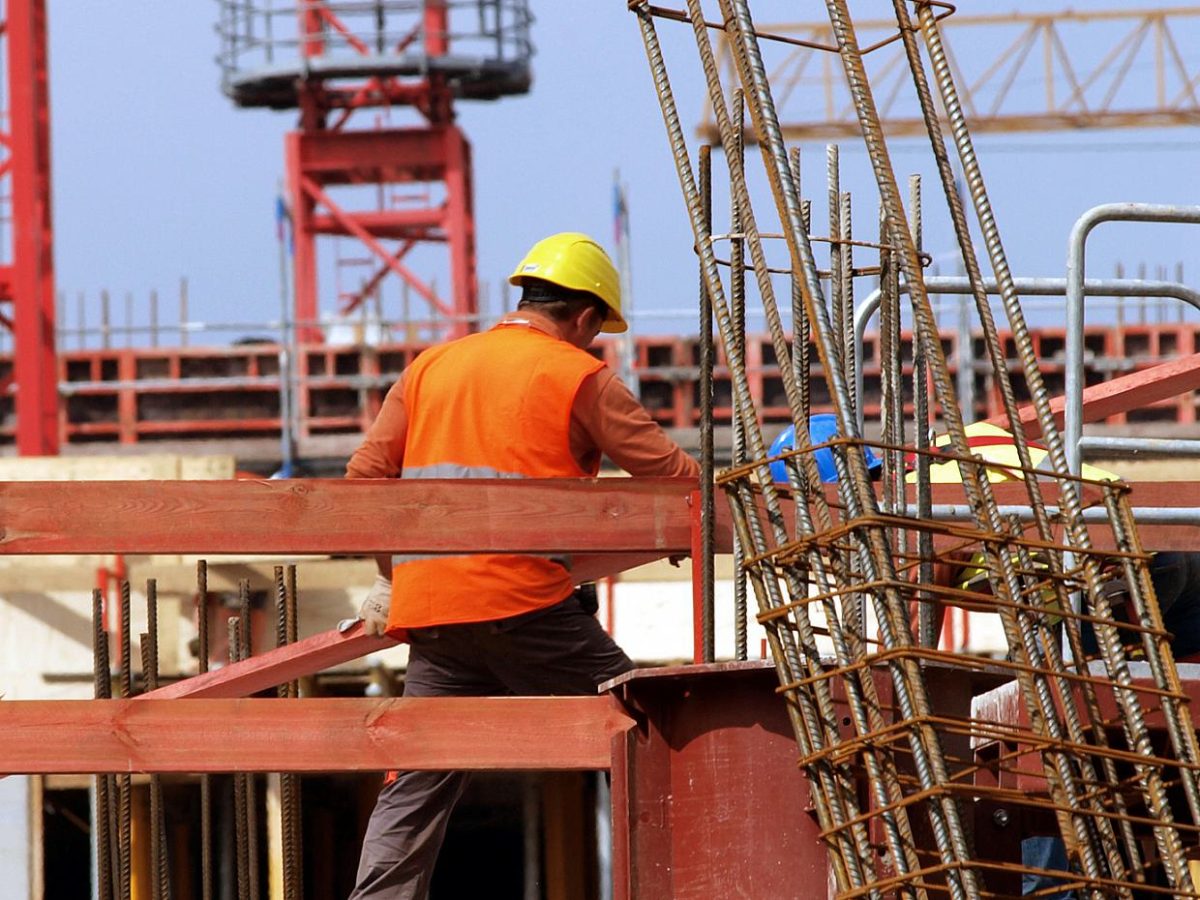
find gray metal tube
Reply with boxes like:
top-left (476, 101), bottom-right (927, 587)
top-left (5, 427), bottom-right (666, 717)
top-left (1066, 204), bottom-right (1200, 476)
top-left (854, 275), bottom-right (1200, 435)
top-left (1080, 436), bottom-right (1200, 457)
top-left (927, 504), bottom-right (1200, 526)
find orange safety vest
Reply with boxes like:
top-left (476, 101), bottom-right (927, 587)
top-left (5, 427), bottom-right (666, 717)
top-left (388, 322), bottom-right (606, 630)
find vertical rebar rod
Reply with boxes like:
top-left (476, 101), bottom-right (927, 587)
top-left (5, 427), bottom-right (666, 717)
top-left (285, 564), bottom-right (303, 900)
top-left (718, 1), bottom-right (980, 892)
top-left (630, 9), bottom-right (877, 893)
top-left (699, 144), bottom-right (716, 664)
top-left (93, 589), bottom-right (115, 900)
top-left (840, 189), bottom-right (856, 418)
top-left (197, 562), bottom-right (213, 900)
top-left (276, 567), bottom-right (301, 900)
top-left (144, 579), bottom-right (172, 900)
top-left (912, 4), bottom-right (1200, 884)
top-left (230, 617), bottom-right (251, 900)
top-left (909, 174), bottom-right (936, 650)
top-left (669, 4), bottom-right (925, 893)
top-left (237, 579), bottom-right (261, 900)
top-left (732, 96), bottom-right (749, 662)
top-left (118, 580), bottom-right (133, 900)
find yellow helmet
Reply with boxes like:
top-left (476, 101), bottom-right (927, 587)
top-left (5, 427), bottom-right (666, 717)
top-left (508, 232), bottom-right (627, 334)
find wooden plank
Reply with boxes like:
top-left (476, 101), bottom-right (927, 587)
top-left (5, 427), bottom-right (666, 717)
top-left (986, 352), bottom-right (1200, 438)
top-left (0, 477), bottom-right (715, 555)
top-left (0, 453), bottom-right (235, 481)
top-left (0, 697), bottom-right (635, 773)
top-left (140, 621), bottom-right (398, 700)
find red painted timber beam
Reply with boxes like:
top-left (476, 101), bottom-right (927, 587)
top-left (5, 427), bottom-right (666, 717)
top-left (0, 696), bottom-right (635, 774)
top-left (141, 620), bottom-right (397, 700)
top-left (986, 351), bottom-right (1200, 438)
top-left (0, 477), bottom-right (715, 556)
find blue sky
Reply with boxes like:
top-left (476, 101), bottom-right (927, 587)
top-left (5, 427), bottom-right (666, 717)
top-left (45, 2), bottom-right (1200, 344)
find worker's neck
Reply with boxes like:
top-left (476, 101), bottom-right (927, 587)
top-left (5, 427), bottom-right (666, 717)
top-left (500, 308), bottom-right (570, 343)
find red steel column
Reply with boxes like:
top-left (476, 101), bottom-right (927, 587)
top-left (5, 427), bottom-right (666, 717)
top-left (8, 0), bottom-right (58, 455)
top-left (443, 126), bottom-right (477, 337)
top-left (286, 132), bottom-right (321, 344)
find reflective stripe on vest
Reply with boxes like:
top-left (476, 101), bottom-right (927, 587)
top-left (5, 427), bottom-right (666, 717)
top-left (388, 325), bottom-right (605, 630)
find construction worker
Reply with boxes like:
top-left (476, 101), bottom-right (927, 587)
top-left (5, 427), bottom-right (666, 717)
top-left (767, 413), bottom-right (884, 484)
top-left (344, 232), bottom-right (699, 898)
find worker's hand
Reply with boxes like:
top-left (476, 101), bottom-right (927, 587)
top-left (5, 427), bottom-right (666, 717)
top-left (358, 574), bottom-right (393, 637)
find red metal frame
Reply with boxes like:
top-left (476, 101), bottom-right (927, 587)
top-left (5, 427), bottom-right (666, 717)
top-left (287, 1), bottom-right (477, 344)
top-left (7, 323), bottom-right (1198, 449)
top-left (1, 0), bottom-right (57, 455)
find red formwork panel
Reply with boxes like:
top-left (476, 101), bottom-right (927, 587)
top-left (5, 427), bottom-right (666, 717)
top-left (606, 661), bottom-right (1016, 900)
top-left (607, 662), bottom-right (825, 900)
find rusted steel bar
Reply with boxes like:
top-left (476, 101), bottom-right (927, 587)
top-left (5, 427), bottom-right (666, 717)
top-left (698, 143), bottom-right (716, 663)
top-left (230, 618), bottom-right (251, 900)
top-left (143, 578), bottom-right (172, 900)
top-left (92, 590), bottom-right (115, 900)
top-left (196, 561), bottom-right (213, 900)
top-left (275, 567), bottom-right (302, 900)
top-left (116, 578), bottom-right (133, 900)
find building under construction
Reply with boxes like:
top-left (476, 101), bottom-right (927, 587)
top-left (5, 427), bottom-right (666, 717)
top-left (6, 1), bottom-right (1200, 898)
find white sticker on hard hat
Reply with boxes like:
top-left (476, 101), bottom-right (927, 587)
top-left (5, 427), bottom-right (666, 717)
top-left (522, 264), bottom-right (539, 272)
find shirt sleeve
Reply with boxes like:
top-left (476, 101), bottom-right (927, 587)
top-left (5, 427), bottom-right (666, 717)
top-left (346, 374), bottom-right (408, 479)
top-left (570, 369), bottom-right (700, 478)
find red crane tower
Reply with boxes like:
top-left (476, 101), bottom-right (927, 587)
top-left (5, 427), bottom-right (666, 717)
top-left (216, 1), bottom-right (534, 344)
top-left (1, 0), bottom-right (57, 455)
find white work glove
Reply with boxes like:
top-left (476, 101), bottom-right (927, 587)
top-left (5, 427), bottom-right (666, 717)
top-left (358, 574), bottom-right (393, 637)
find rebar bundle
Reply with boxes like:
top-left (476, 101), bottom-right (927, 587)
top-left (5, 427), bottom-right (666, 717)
top-left (630, 1), bottom-right (1200, 895)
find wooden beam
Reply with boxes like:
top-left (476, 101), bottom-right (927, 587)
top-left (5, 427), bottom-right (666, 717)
top-left (141, 621), bottom-right (397, 700)
top-left (0, 697), bottom-right (635, 773)
top-left (0, 477), bottom-right (717, 555)
top-left (986, 352), bottom-right (1200, 438)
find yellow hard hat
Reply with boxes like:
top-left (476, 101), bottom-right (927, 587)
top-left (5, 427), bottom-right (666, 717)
top-left (508, 232), bottom-right (627, 334)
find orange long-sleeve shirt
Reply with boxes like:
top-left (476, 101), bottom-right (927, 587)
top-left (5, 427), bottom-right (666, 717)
top-left (346, 310), bottom-right (700, 481)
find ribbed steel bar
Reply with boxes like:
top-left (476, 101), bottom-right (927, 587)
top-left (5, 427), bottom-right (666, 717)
top-left (630, 7), bottom-right (878, 892)
top-left (275, 567), bottom-right (301, 900)
top-left (197, 561), bottom-right (213, 900)
top-left (732, 102), bottom-right (748, 662)
top-left (118, 579), bottom-right (133, 900)
top-left (688, 3), bottom-right (928, 890)
top-left (828, 145), bottom-right (844, 392)
top-left (717, 1), bottom-right (977, 892)
top-left (1006, 519), bottom-right (1144, 888)
top-left (283, 564), bottom-right (303, 900)
top-left (238, 578), bottom-right (261, 900)
top-left (699, 143), bottom-right (717, 664)
top-left (143, 578), bottom-right (173, 900)
top-left (839, 189), bottom-right (856, 416)
top-left (913, 3), bottom-right (1200, 888)
top-left (908, 175), bottom-right (936, 650)
top-left (92, 589), bottom-right (115, 900)
top-left (231, 616), bottom-right (251, 900)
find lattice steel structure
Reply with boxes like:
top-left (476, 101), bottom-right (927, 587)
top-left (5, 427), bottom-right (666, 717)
top-left (699, 5), bottom-right (1200, 141)
top-left (0, 0), bottom-right (57, 455)
top-left (216, 1), bottom-right (534, 342)
top-left (632, 1), bottom-right (1200, 895)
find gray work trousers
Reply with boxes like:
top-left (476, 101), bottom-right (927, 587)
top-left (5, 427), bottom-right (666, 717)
top-left (349, 594), bottom-right (634, 900)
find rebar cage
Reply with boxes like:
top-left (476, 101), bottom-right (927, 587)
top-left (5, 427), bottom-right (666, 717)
top-left (629, 1), bottom-right (1200, 896)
